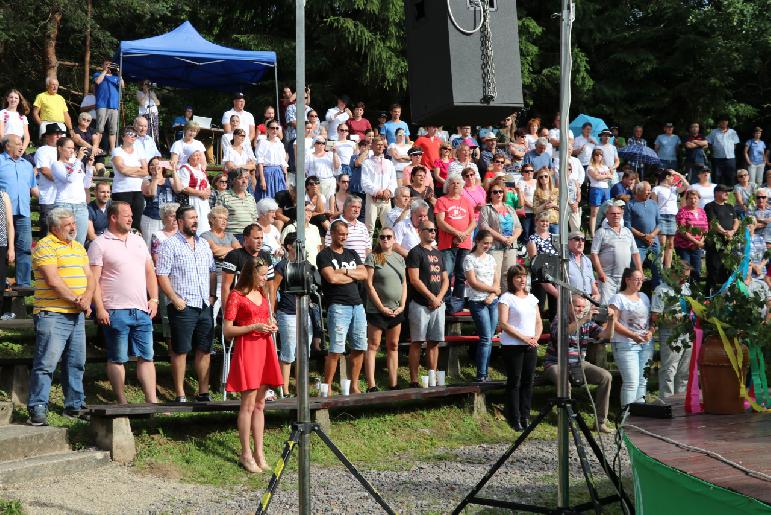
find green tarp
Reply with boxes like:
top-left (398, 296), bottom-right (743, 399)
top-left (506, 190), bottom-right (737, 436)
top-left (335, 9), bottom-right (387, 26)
top-left (624, 434), bottom-right (771, 515)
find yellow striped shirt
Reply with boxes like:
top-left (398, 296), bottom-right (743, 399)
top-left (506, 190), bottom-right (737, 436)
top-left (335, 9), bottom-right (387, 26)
top-left (33, 234), bottom-right (88, 314)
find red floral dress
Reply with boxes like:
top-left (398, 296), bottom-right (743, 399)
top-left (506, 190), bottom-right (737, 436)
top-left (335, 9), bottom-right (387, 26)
top-left (224, 290), bottom-right (282, 392)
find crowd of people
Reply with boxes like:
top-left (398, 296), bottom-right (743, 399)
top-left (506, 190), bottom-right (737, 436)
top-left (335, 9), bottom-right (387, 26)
top-left (1, 75), bottom-right (770, 470)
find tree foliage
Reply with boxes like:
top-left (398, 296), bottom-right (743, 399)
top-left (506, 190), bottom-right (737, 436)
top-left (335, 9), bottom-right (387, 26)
top-left (0, 0), bottom-right (768, 133)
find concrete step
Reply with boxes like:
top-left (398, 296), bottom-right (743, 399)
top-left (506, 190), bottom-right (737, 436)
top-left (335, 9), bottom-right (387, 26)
top-left (0, 450), bottom-right (110, 484)
top-left (0, 425), bottom-right (70, 462)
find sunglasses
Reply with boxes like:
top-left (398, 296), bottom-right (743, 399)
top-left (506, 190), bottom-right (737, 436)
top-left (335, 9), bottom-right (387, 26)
top-left (571, 237), bottom-right (586, 242)
top-left (491, 190), bottom-right (504, 194)
top-left (338, 128), bottom-right (349, 132)
top-left (124, 132), bottom-right (137, 137)
top-left (494, 160), bottom-right (506, 164)
top-left (217, 180), bottom-right (228, 184)
top-left (379, 234), bottom-right (393, 240)
top-left (421, 227), bottom-right (437, 233)
top-left (314, 141), bottom-right (325, 145)
top-left (268, 126), bottom-right (280, 130)
top-left (308, 114), bottom-right (318, 118)
top-left (757, 196), bottom-right (767, 199)
top-left (307, 180), bottom-right (320, 185)
top-left (538, 175), bottom-right (550, 179)
top-left (463, 174), bottom-right (475, 178)
top-left (522, 169), bottom-right (533, 173)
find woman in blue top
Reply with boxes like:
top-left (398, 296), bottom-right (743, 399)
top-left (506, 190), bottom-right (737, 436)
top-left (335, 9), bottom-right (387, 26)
top-left (478, 180), bottom-right (521, 292)
top-left (744, 127), bottom-right (768, 186)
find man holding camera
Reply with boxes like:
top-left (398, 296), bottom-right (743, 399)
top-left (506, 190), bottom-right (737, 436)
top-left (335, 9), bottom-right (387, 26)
top-left (92, 61), bottom-right (123, 154)
top-left (545, 294), bottom-right (614, 433)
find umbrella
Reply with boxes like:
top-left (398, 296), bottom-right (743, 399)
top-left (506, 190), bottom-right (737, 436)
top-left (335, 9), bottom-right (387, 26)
top-left (618, 143), bottom-right (661, 166)
top-left (569, 114), bottom-right (608, 139)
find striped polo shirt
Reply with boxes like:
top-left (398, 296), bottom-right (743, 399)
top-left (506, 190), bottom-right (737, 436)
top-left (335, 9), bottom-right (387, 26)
top-left (323, 216), bottom-right (371, 261)
top-left (32, 233), bottom-right (89, 314)
top-left (216, 189), bottom-right (258, 234)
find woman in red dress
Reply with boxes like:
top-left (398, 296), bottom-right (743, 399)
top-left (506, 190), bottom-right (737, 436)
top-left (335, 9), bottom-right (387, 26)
top-left (223, 257), bottom-right (282, 473)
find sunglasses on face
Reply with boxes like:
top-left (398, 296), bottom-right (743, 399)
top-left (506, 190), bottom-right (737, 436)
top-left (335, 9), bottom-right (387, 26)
top-left (522, 169), bottom-right (533, 173)
top-left (379, 234), bottom-right (393, 240)
top-left (338, 128), bottom-right (349, 132)
top-left (268, 126), bottom-right (280, 130)
top-left (421, 227), bottom-right (436, 233)
top-left (538, 176), bottom-right (549, 179)
top-left (494, 160), bottom-right (505, 164)
top-left (463, 174), bottom-right (475, 178)
top-left (491, 190), bottom-right (504, 194)
top-left (308, 114), bottom-right (318, 118)
top-left (571, 237), bottom-right (585, 242)
top-left (757, 196), bottom-right (767, 199)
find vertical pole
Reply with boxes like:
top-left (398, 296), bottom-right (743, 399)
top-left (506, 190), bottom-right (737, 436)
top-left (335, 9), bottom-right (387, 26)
top-left (274, 64), bottom-right (280, 129)
top-left (556, 0), bottom-right (574, 509)
top-left (295, 2), bottom-right (310, 515)
top-left (118, 52), bottom-right (124, 131)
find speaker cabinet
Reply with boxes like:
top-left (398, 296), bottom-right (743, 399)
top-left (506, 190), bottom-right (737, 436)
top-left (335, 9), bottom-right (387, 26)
top-left (404, 0), bottom-right (524, 126)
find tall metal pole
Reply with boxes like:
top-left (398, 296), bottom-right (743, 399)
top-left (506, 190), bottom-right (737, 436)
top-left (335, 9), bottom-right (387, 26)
top-left (294, 1), bottom-right (311, 514)
top-left (556, 0), bottom-right (574, 509)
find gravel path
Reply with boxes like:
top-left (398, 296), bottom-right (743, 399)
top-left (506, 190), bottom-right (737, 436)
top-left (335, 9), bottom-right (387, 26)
top-left (1, 436), bottom-right (631, 514)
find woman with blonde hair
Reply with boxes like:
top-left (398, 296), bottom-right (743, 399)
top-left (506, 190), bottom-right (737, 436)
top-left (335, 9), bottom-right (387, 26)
top-left (223, 257), bottom-right (282, 473)
top-left (170, 120), bottom-right (206, 169)
top-left (364, 226), bottom-right (407, 391)
top-left (533, 167), bottom-right (560, 234)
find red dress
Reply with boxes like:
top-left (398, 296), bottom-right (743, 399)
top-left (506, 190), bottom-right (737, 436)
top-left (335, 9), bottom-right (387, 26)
top-left (224, 291), bottom-right (283, 392)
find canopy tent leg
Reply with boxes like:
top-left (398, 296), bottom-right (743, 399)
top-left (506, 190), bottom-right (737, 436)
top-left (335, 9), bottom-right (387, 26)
top-left (274, 64), bottom-right (280, 126)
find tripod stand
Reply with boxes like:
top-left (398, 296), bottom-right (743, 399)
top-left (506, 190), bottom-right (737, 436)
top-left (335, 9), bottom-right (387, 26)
top-left (452, 396), bottom-right (633, 514)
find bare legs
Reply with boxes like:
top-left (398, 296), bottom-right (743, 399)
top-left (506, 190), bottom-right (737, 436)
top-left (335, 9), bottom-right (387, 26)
top-left (169, 350), bottom-right (210, 398)
top-left (324, 350), bottom-right (365, 394)
top-left (366, 324), bottom-right (402, 389)
top-left (659, 234), bottom-right (674, 269)
top-left (237, 386), bottom-right (270, 472)
top-left (106, 360), bottom-right (158, 404)
top-left (408, 341), bottom-right (439, 384)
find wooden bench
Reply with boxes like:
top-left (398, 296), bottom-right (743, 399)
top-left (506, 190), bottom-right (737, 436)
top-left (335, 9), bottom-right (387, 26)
top-left (85, 381), bottom-right (505, 463)
top-left (2, 286), bottom-right (34, 320)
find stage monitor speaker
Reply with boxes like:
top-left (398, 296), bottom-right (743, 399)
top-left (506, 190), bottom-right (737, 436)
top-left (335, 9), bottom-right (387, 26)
top-left (404, 0), bottom-right (524, 126)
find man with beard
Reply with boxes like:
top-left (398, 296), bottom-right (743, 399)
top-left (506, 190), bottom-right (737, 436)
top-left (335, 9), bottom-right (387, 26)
top-left (220, 223), bottom-right (274, 312)
top-left (28, 207), bottom-right (95, 425)
top-left (88, 201), bottom-right (159, 404)
top-left (156, 206), bottom-right (217, 403)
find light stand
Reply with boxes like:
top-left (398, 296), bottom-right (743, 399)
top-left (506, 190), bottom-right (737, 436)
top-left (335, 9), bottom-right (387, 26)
top-left (255, 2), bottom-right (395, 513)
top-left (452, 1), bottom-right (633, 513)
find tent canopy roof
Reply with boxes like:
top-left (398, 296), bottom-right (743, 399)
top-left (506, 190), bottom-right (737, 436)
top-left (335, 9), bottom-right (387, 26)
top-left (117, 21), bottom-right (276, 91)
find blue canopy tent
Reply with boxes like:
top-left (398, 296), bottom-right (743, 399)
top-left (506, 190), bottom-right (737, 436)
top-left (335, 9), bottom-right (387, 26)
top-left (117, 21), bottom-right (277, 92)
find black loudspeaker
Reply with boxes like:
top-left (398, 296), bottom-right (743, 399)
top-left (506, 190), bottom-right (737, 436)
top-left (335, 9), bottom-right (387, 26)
top-left (404, 0), bottom-right (524, 126)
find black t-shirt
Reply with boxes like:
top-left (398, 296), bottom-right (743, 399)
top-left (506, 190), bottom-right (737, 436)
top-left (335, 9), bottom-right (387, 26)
top-left (405, 244), bottom-right (445, 306)
top-left (316, 246), bottom-right (363, 306)
top-left (704, 201), bottom-right (737, 232)
top-left (222, 248), bottom-right (275, 287)
top-left (274, 259), bottom-right (296, 315)
top-left (275, 190), bottom-right (297, 224)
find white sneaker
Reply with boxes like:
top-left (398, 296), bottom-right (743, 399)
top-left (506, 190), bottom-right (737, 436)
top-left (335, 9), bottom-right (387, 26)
top-left (0, 312), bottom-right (15, 320)
top-left (265, 389), bottom-right (277, 402)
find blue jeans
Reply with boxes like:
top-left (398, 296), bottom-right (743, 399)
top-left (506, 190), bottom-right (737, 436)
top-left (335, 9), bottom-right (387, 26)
top-left (441, 247), bottom-right (469, 301)
top-left (13, 215), bottom-right (32, 287)
top-left (637, 242), bottom-right (661, 289)
top-left (676, 247), bottom-right (702, 284)
top-left (102, 308), bottom-right (154, 362)
top-left (548, 223), bottom-right (559, 235)
top-left (54, 202), bottom-right (88, 246)
top-left (29, 311), bottom-right (86, 411)
top-left (612, 340), bottom-right (654, 407)
top-left (326, 303), bottom-right (367, 354)
top-left (468, 299), bottom-right (498, 379)
top-left (276, 310), bottom-right (312, 363)
top-left (659, 159), bottom-right (678, 170)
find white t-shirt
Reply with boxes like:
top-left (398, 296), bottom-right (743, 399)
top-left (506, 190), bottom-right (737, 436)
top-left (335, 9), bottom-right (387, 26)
top-left (111, 146), bottom-right (145, 193)
top-left (255, 138), bottom-right (287, 166)
top-left (335, 140), bottom-right (357, 171)
top-left (652, 185), bottom-right (679, 215)
top-left (548, 128), bottom-right (574, 148)
top-left (516, 179), bottom-right (536, 214)
top-left (387, 143), bottom-right (412, 172)
top-left (598, 143), bottom-right (618, 170)
top-left (176, 164), bottom-right (211, 235)
top-left (573, 135), bottom-right (595, 166)
top-left (608, 292), bottom-right (650, 345)
top-left (222, 145), bottom-right (255, 168)
top-left (588, 164), bottom-right (611, 189)
top-left (221, 133), bottom-right (234, 152)
top-left (52, 159), bottom-right (93, 204)
top-left (1, 109), bottom-right (28, 137)
top-left (393, 219), bottom-right (421, 253)
top-left (222, 109), bottom-right (255, 132)
top-left (463, 252), bottom-right (497, 302)
top-left (305, 152), bottom-right (336, 180)
top-left (34, 145), bottom-right (59, 205)
top-left (324, 107), bottom-right (350, 140)
top-left (498, 292), bottom-right (540, 346)
top-left (525, 133), bottom-right (539, 151)
top-left (262, 223), bottom-right (282, 257)
top-left (170, 138), bottom-right (206, 167)
top-left (689, 183), bottom-right (715, 209)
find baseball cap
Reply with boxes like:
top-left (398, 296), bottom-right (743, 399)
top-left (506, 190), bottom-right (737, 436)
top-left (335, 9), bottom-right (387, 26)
top-left (599, 129), bottom-right (612, 137)
top-left (568, 230), bottom-right (585, 240)
top-left (714, 184), bottom-right (732, 193)
top-left (407, 147), bottom-right (423, 156)
top-left (233, 92), bottom-right (245, 100)
top-left (664, 122), bottom-right (674, 128)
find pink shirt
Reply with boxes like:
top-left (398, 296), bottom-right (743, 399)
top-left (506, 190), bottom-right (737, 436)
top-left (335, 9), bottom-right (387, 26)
top-left (674, 207), bottom-right (708, 250)
top-left (462, 185), bottom-right (486, 220)
top-left (87, 230), bottom-right (152, 311)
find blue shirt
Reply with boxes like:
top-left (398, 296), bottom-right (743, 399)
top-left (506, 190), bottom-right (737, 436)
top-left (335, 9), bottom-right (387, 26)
top-left (706, 128), bottom-right (740, 159)
top-left (383, 120), bottom-right (409, 145)
top-left (87, 200), bottom-right (109, 238)
top-left (610, 182), bottom-right (632, 199)
top-left (523, 149), bottom-right (552, 171)
top-left (746, 139), bottom-right (767, 165)
top-left (654, 134), bottom-right (681, 161)
top-left (0, 151), bottom-right (37, 217)
top-left (624, 198), bottom-right (660, 246)
top-left (156, 232), bottom-right (216, 309)
top-left (92, 73), bottom-right (121, 109)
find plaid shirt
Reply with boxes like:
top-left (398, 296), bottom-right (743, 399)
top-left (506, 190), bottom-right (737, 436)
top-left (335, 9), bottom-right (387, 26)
top-left (156, 232), bottom-right (215, 308)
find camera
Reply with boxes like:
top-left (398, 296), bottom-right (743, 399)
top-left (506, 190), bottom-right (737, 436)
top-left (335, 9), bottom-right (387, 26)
top-left (81, 147), bottom-right (92, 164)
top-left (592, 305), bottom-right (609, 324)
top-left (162, 168), bottom-right (174, 179)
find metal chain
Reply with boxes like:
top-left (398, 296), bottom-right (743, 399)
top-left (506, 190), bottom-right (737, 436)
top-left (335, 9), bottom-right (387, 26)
top-left (479, 1), bottom-right (496, 104)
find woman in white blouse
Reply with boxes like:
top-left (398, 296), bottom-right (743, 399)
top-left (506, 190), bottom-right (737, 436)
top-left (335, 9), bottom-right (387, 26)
top-left (223, 128), bottom-right (256, 178)
top-left (0, 89), bottom-right (31, 152)
top-left (387, 128), bottom-right (411, 179)
top-left (111, 126), bottom-right (148, 231)
top-left (305, 136), bottom-right (340, 201)
top-left (174, 150), bottom-right (211, 235)
top-left (498, 264), bottom-right (542, 431)
top-left (169, 121), bottom-right (206, 170)
top-left (52, 137), bottom-right (93, 245)
top-left (255, 120), bottom-right (288, 200)
top-left (221, 114), bottom-right (241, 152)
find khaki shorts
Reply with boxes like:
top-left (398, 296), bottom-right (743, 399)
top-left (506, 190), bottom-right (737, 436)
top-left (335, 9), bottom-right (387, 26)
top-left (95, 108), bottom-right (118, 135)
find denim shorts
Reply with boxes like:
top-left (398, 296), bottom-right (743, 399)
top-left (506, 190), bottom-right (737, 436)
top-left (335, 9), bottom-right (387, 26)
top-left (102, 308), bottom-right (154, 363)
top-left (276, 310), bottom-right (311, 363)
top-left (326, 303), bottom-right (367, 354)
top-left (167, 304), bottom-right (214, 354)
top-left (658, 213), bottom-right (676, 235)
top-left (589, 187), bottom-right (610, 207)
top-left (408, 300), bottom-right (445, 343)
